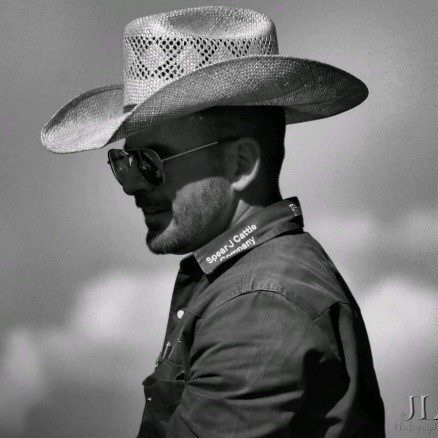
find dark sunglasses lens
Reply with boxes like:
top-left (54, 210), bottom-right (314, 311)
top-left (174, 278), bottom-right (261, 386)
top-left (108, 149), bottom-right (131, 185)
top-left (137, 149), bottom-right (164, 186)
top-left (108, 149), bottom-right (164, 187)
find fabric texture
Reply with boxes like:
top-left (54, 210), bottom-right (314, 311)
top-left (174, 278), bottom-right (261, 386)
top-left (137, 197), bottom-right (386, 437)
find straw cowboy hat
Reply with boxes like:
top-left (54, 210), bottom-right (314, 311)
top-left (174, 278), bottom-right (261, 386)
top-left (40, 5), bottom-right (368, 154)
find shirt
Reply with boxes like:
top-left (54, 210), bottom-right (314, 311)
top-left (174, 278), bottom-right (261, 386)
top-left (137, 196), bottom-right (386, 437)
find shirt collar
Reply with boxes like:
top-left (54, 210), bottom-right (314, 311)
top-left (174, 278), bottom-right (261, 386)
top-left (189, 196), bottom-right (304, 275)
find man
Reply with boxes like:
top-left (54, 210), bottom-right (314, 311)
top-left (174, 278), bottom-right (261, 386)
top-left (41, 5), bottom-right (385, 437)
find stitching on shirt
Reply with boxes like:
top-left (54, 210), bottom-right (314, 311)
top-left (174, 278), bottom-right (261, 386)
top-left (240, 249), bottom-right (254, 292)
top-left (313, 300), bottom-right (352, 322)
top-left (212, 288), bottom-right (342, 361)
top-left (183, 308), bottom-right (198, 318)
top-left (257, 222), bottom-right (303, 248)
top-left (264, 248), bottom-right (351, 309)
top-left (216, 283), bottom-right (285, 308)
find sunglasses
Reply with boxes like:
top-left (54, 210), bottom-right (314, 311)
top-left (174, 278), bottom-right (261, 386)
top-left (107, 138), bottom-right (233, 187)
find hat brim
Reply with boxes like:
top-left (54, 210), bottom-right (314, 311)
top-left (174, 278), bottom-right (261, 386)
top-left (41, 55), bottom-right (368, 153)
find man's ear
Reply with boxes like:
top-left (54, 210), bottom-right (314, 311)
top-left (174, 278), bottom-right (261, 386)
top-left (229, 137), bottom-right (261, 192)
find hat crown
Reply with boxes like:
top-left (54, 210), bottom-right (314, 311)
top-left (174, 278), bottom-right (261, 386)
top-left (123, 6), bottom-right (278, 107)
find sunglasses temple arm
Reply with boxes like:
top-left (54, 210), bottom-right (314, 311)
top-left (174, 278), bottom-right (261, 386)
top-left (161, 141), bottom-right (220, 163)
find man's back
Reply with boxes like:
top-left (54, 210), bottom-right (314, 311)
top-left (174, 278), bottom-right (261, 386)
top-left (138, 198), bottom-right (385, 437)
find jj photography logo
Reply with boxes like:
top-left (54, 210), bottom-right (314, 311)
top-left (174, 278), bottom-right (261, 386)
top-left (395, 391), bottom-right (438, 435)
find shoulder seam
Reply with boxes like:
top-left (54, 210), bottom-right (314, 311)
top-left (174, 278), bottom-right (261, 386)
top-left (214, 287), bottom-right (285, 310)
top-left (214, 284), bottom-right (285, 310)
top-left (214, 284), bottom-right (349, 321)
top-left (210, 289), bottom-right (343, 360)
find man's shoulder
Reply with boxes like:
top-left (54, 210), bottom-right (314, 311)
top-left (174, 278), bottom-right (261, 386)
top-left (189, 230), bottom-right (352, 321)
top-left (250, 230), bottom-right (351, 317)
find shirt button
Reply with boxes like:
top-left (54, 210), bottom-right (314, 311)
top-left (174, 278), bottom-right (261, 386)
top-left (176, 309), bottom-right (185, 319)
top-left (146, 396), bottom-right (152, 403)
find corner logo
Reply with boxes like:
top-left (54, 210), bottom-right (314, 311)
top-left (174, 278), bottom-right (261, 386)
top-left (400, 394), bottom-right (438, 421)
top-left (394, 392), bottom-right (438, 434)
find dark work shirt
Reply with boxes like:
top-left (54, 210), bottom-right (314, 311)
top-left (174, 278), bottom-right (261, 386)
top-left (137, 196), bottom-right (385, 437)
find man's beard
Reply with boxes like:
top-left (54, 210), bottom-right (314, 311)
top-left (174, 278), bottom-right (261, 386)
top-left (145, 177), bottom-right (231, 255)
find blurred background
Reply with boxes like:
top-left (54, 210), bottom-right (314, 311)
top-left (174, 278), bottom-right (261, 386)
top-left (1, 1), bottom-right (436, 437)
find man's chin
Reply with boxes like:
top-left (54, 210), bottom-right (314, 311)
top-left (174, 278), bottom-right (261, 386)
top-left (145, 228), bottom-right (194, 255)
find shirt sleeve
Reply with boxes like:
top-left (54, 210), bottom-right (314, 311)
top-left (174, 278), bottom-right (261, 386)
top-left (165, 290), bottom-right (350, 438)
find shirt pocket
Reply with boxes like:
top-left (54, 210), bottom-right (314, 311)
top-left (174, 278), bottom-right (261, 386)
top-left (142, 359), bottom-right (186, 429)
top-left (144, 357), bottom-right (186, 384)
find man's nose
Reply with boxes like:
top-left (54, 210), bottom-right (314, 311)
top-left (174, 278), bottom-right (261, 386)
top-left (121, 171), bottom-right (156, 196)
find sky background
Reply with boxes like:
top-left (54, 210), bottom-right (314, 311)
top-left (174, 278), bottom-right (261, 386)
top-left (1, 0), bottom-right (437, 437)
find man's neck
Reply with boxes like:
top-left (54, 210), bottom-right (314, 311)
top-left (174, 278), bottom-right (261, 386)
top-left (228, 195), bottom-right (283, 229)
top-left (185, 193), bottom-right (283, 257)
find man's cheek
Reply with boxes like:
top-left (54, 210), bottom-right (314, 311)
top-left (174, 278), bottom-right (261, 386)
top-left (173, 180), bottom-right (203, 207)
top-left (168, 161), bottom-right (207, 184)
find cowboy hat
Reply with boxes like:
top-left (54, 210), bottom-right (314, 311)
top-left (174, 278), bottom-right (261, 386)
top-left (40, 5), bottom-right (368, 154)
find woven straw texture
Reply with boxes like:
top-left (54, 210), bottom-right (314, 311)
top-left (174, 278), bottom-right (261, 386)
top-left (41, 5), bottom-right (368, 153)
